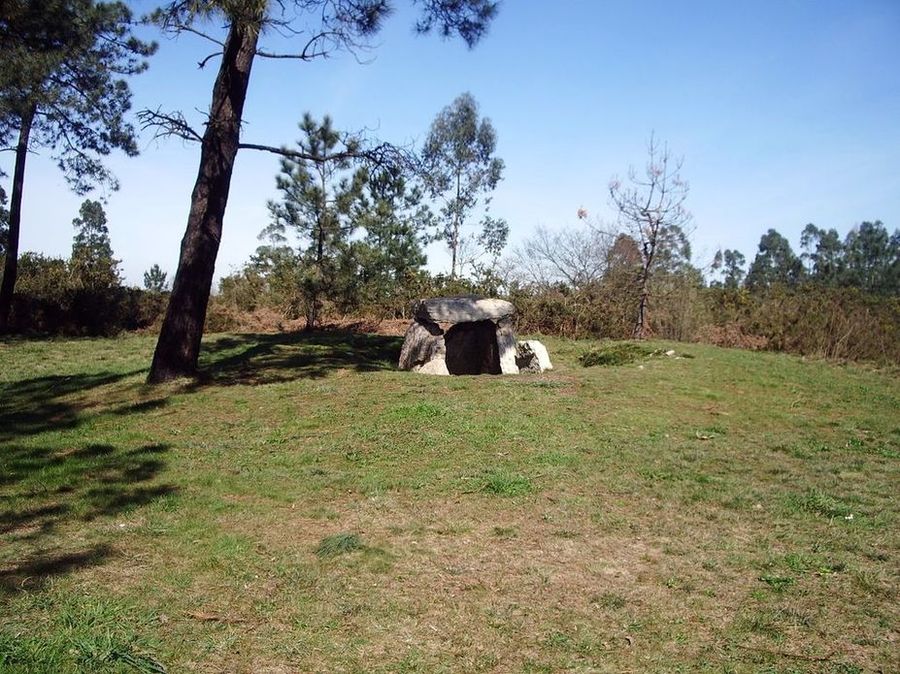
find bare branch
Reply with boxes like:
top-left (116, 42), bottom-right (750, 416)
top-left (609, 134), bottom-right (692, 338)
top-left (255, 30), bottom-right (343, 61)
top-left (179, 24), bottom-right (226, 47)
top-left (511, 225), bottom-right (615, 289)
top-left (198, 51), bottom-right (223, 69)
top-left (138, 108), bottom-right (203, 144)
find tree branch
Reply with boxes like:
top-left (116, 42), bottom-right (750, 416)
top-left (198, 51), bottom-right (224, 69)
top-left (138, 108), bottom-right (203, 143)
top-left (238, 140), bottom-right (410, 169)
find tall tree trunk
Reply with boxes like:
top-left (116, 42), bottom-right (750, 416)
top-left (147, 22), bottom-right (259, 382)
top-left (632, 236), bottom-right (656, 339)
top-left (632, 283), bottom-right (649, 339)
top-left (0, 104), bottom-right (36, 333)
top-left (450, 172), bottom-right (461, 279)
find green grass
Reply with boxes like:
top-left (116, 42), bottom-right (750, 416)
top-left (579, 340), bottom-right (653, 366)
top-left (316, 532), bottom-right (365, 558)
top-left (1, 331), bottom-right (898, 672)
top-left (479, 468), bottom-right (533, 496)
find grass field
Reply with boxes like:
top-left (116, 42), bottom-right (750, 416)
top-left (1, 331), bottom-right (897, 673)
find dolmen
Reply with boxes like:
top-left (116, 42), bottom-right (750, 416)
top-left (398, 296), bottom-right (552, 375)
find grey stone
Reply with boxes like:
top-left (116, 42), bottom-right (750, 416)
top-left (496, 318), bottom-right (520, 374)
top-left (398, 319), bottom-right (445, 371)
top-left (517, 340), bottom-right (553, 372)
top-left (414, 296), bottom-right (515, 324)
top-left (515, 342), bottom-right (541, 373)
top-left (415, 358), bottom-right (450, 376)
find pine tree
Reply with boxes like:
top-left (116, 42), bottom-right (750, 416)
top-left (144, 0), bottom-right (499, 382)
top-left (353, 164), bottom-right (430, 311)
top-left (0, 0), bottom-right (155, 330)
top-left (263, 114), bottom-right (367, 329)
top-left (69, 199), bottom-right (120, 290)
top-left (143, 264), bottom-right (168, 293)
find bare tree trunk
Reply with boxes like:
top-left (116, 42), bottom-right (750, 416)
top-left (633, 284), bottom-right (649, 339)
top-left (147, 22), bottom-right (259, 382)
top-left (0, 104), bottom-right (36, 333)
top-left (633, 253), bottom-right (653, 339)
top-left (450, 172), bottom-right (461, 279)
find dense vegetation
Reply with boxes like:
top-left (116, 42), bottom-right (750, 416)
top-left (3, 207), bottom-right (899, 365)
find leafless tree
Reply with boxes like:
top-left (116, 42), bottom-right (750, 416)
top-left (609, 134), bottom-right (691, 338)
top-left (509, 224), bottom-right (615, 289)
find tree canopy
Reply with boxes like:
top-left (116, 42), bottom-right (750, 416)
top-left (745, 229), bottom-right (804, 290)
top-left (0, 0), bottom-right (155, 192)
top-left (143, 264), bottom-right (169, 293)
top-left (263, 113), bottom-right (367, 328)
top-left (70, 198), bottom-right (120, 290)
top-left (421, 92), bottom-right (506, 278)
top-left (745, 221), bottom-right (898, 295)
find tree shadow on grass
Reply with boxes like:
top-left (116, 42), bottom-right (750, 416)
top-left (0, 333), bottom-right (401, 434)
top-left (195, 330), bottom-right (404, 386)
top-left (0, 442), bottom-right (176, 595)
top-left (0, 370), bottom-right (150, 442)
top-left (0, 331), bottom-right (402, 592)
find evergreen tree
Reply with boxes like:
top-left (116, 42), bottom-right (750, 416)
top-left (605, 233), bottom-right (642, 275)
top-left (420, 92), bottom-right (506, 278)
top-left (653, 224), bottom-right (692, 276)
top-left (745, 229), bottom-right (804, 290)
top-left (842, 221), bottom-right (898, 295)
top-left (711, 249), bottom-right (746, 289)
top-left (800, 223), bottom-right (844, 285)
top-left (145, 1), bottom-right (499, 382)
top-left (143, 264), bottom-right (168, 292)
top-left (352, 164), bottom-right (430, 309)
top-left (0, 0), bottom-right (155, 330)
top-left (263, 113), bottom-right (367, 329)
top-left (69, 198), bottom-right (119, 290)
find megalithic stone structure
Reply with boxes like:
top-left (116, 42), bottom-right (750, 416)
top-left (398, 296), bottom-right (552, 375)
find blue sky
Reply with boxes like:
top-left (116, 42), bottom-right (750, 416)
top-left (5, 0), bottom-right (900, 286)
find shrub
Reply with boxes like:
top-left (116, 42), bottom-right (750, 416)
top-left (579, 342), bottom-right (653, 367)
top-left (6, 252), bottom-right (166, 335)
